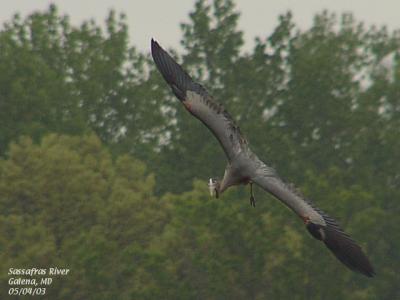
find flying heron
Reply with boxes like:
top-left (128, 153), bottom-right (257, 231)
top-left (151, 39), bottom-right (375, 277)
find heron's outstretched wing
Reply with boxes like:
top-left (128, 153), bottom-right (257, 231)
top-left (151, 39), bottom-right (247, 161)
top-left (252, 166), bottom-right (375, 277)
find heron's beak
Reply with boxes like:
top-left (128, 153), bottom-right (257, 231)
top-left (208, 178), bottom-right (219, 198)
top-left (208, 178), bottom-right (215, 196)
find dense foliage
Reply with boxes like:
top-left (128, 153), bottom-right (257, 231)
top-left (1, 1), bottom-right (399, 299)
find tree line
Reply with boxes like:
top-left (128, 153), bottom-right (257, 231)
top-left (0, 1), bottom-right (399, 299)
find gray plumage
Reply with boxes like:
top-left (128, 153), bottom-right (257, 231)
top-left (151, 39), bottom-right (375, 277)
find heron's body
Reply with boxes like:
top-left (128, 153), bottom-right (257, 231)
top-left (151, 39), bottom-right (375, 277)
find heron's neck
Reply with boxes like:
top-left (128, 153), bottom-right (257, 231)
top-left (219, 175), bottom-right (233, 194)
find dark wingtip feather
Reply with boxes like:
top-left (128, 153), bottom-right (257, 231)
top-left (151, 38), bottom-right (161, 54)
top-left (150, 38), bottom-right (196, 100)
top-left (302, 199), bottom-right (375, 278)
top-left (307, 218), bottom-right (375, 278)
top-left (322, 225), bottom-right (376, 277)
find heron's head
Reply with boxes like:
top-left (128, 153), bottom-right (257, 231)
top-left (208, 178), bottom-right (220, 198)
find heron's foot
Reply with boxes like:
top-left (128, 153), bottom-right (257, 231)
top-left (250, 195), bottom-right (256, 207)
top-left (249, 181), bottom-right (255, 207)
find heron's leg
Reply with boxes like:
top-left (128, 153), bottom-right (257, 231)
top-left (249, 182), bottom-right (256, 207)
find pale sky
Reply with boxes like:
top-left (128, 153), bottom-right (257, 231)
top-left (1, 1), bottom-right (400, 53)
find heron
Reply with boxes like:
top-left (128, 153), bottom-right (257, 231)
top-left (151, 39), bottom-right (375, 277)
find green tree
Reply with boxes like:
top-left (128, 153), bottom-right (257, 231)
top-left (0, 5), bottom-right (166, 160)
top-left (1, 1), bottom-right (399, 298)
top-left (0, 134), bottom-right (167, 299)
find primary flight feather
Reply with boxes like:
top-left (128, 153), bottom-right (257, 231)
top-left (151, 38), bottom-right (375, 277)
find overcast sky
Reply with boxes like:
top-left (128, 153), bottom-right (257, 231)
top-left (2, 1), bottom-right (400, 53)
